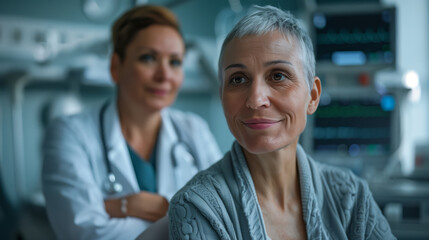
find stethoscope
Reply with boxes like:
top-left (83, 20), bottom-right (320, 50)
top-left (99, 101), bottom-right (199, 194)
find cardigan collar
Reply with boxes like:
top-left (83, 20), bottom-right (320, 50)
top-left (229, 141), bottom-right (328, 239)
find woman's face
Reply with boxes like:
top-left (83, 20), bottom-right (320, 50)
top-left (220, 31), bottom-right (321, 154)
top-left (111, 25), bottom-right (185, 112)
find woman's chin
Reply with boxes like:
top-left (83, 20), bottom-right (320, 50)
top-left (144, 100), bottom-right (173, 112)
top-left (238, 137), bottom-right (297, 155)
top-left (239, 140), bottom-right (279, 155)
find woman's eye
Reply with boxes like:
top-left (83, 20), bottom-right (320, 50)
top-left (139, 54), bottom-right (155, 62)
top-left (272, 72), bottom-right (287, 81)
top-left (170, 59), bottom-right (182, 67)
top-left (229, 76), bottom-right (247, 85)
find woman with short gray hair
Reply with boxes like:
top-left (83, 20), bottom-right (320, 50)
top-left (169, 5), bottom-right (395, 239)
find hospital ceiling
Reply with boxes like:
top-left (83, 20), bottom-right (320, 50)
top-left (0, 0), bottom-right (301, 38)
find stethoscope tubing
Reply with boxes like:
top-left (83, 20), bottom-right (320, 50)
top-left (99, 100), bottom-right (199, 194)
top-left (99, 102), bottom-right (113, 176)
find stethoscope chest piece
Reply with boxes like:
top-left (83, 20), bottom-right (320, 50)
top-left (100, 101), bottom-right (124, 195)
top-left (103, 171), bottom-right (123, 195)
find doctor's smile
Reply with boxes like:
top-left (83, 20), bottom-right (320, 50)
top-left (147, 88), bottom-right (170, 96)
top-left (241, 118), bottom-right (283, 129)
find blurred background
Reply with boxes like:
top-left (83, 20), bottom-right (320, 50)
top-left (0, 0), bottom-right (428, 239)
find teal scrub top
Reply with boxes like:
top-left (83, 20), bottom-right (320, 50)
top-left (127, 141), bottom-right (157, 193)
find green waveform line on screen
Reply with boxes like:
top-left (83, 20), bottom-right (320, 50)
top-left (317, 28), bottom-right (390, 45)
top-left (315, 105), bottom-right (390, 118)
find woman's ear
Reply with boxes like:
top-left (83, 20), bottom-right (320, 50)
top-left (110, 53), bottom-right (121, 84)
top-left (307, 77), bottom-right (322, 115)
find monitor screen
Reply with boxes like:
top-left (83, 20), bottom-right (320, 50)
top-left (312, 97), bottom-right (394, 157)
top-left (312, 7), bottom-right (396, 67)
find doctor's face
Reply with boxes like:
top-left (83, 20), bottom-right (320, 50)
top-left (111, 25), bottom-right (185, 112)
top-left (220, 31), bottom-right (321, 154)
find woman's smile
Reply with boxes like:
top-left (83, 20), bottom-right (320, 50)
top-left (241, 118), bottom-right (283, 130)
top-left (147, 87), bottom-right (170, 96)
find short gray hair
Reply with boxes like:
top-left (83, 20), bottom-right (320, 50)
top-left (219, 5), bottom-right (316, 90)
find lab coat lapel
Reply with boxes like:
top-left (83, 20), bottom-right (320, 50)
top-left (156, 109), bottom-right (179, 201)
top-left (102, 100), bottom-right (140, 193)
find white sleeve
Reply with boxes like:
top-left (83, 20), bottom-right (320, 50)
top-left (42, 117), bottom-right (149, 240)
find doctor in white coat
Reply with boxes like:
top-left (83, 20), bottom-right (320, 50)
top-left (42, 5), bottom-right (221, 240)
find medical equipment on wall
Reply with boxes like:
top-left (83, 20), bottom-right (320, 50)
top-left (301, 90), bottom-right (401, 176)
top-left (311, 5), bottom-right (396, 72)
top-left (300, 5), bottom-right (399, 172)
top-left (304, 5), bottom-right (429, 238)
top-left (99, 101), bottom-right (199, 194)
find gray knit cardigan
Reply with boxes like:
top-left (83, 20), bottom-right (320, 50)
top-left (168, 141), bottom-right (396, 240)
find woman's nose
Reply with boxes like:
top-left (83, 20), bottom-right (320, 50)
top-left (245, 79), bottom-right (270, 109)
top-left (154, 60), bottom-right (172, 82)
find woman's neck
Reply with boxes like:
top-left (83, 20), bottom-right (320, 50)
top-left (244, 142), bottom-right (301, 210)
top-left (117, 97), bottom-right (162, 160)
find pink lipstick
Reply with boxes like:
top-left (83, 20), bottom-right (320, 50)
top-left (150, 88), bottom-right (168, 96)
top-left (242, 119), bottom-right (281, 130)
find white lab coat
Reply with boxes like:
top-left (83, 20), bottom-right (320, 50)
top-left (42, 99), bottom-right (222, 240)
